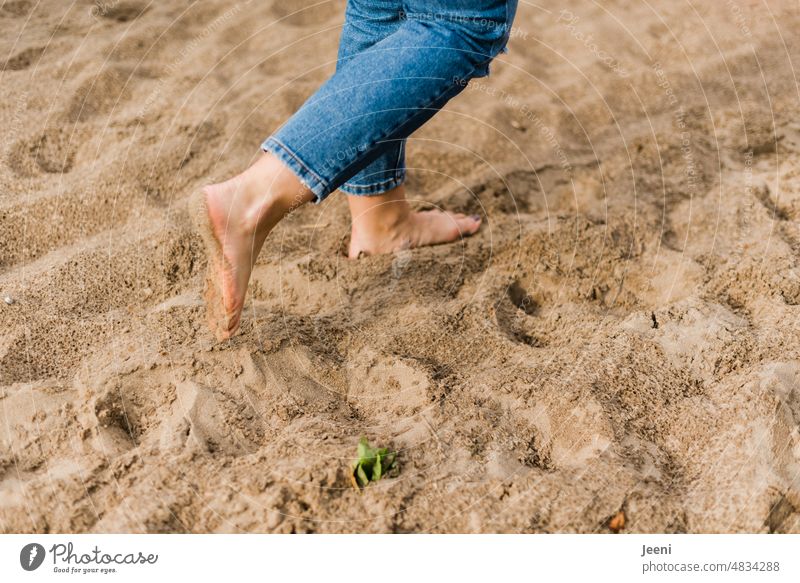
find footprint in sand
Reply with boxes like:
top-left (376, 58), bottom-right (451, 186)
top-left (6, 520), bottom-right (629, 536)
top-left (446, 168), bottom-right (539, 217)
top-left (0, 0), bottom-right (32, 17)
top-left (346, 348), bottom-right (431, 418)
top-left (87, 368), bottom-right (176, 452)
top-left (65, 66), bottom-right (135, 123)
top-left (91, 1), bottom-right (148, 23)
top-left (4, 46), bottom-right (45, 71)
top-left (7, 127), bottom-right (84, 176)
top-left (493, 280), bottom-right (545, 348)
top-left (159, 381), bottom-right (264, 456)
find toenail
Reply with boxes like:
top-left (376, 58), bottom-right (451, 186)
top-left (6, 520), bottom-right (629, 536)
top-left (470, 215), bottom-right (481, 221)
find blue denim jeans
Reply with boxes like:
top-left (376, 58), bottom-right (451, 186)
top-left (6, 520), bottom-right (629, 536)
top-left (261, 0), bottom-right (517, 203)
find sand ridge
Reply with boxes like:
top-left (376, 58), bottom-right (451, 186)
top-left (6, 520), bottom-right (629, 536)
top-left (1, 0), bottom-right (800, 532)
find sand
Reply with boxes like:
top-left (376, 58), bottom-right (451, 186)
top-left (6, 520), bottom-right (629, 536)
top-left (1, 0), bottom-right (800, 533)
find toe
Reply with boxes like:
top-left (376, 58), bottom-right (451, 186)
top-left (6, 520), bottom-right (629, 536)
top-left (216, 312), bottom-right (241, 340)
top-left (456, 214), bottom-right (482, 236)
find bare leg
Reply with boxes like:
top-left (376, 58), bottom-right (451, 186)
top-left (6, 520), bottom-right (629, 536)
top-left (347, 184), bottom-right (481, 259)
top-left (190, 153), bottom-right (314, 340)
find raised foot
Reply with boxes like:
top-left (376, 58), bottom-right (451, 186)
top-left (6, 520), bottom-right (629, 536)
top-left (189, 184), bottom-right (256, 341)
top-left (189, 153), bottom-right (314, 341)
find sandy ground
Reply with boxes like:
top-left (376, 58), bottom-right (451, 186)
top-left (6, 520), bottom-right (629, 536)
top-left (1, 0), bottom-right (800, 533)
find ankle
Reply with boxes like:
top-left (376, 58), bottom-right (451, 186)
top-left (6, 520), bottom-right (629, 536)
top-left (351, 201), bottom-right (413, 236)
top-left (223, 154), bottom-right (312, 233)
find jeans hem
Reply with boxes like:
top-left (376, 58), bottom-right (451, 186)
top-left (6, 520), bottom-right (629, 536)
top-left (261, 136), bottom-right (329, 204)
top-left (340, 171), bottom-right (406, 195)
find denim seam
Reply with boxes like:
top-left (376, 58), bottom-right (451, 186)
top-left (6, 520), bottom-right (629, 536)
top-left (500, 0), bottom-right (511, 54)
top-left (395, 141), bottom-right (405, 180)
top-left (482, 3), bottom-right (510, 73)
top-left (342, 140), bottom-right (406, 194)
top-left (265, 136), bottom-right (328, 187)
top-left (340, 170), bottom-right (406, 195)
top-left (342, 172), bottom-right (403, 190)
top-left (261, 136), bottom-right (329, 201)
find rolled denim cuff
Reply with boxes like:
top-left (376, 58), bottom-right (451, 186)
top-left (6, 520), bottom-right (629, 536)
top-left (261, 136), bottom-right (330, 204)
top-left (340, 170), bottom-right (406, 196)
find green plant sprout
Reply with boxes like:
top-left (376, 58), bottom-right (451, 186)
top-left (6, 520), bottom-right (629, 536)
top-left (350, 437), bottom-right (397, 490)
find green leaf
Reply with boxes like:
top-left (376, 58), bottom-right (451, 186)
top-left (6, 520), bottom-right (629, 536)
top-left (357, 437), bottom-right (371, 461)
top-left (351, 437), bottom-right (397, 489)
top-left (356, 464), bottom-right (369, 488)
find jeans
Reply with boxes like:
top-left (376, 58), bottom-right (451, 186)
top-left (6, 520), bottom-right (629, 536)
top-left (261, 0), bottom-right (518, 203)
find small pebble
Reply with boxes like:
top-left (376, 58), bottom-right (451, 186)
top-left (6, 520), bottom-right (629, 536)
top-left (3, 296), bottom-right (14, 305)
top-left (510, 120), bottom-right (525, 131)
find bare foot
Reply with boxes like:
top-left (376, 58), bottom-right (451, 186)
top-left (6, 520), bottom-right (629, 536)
top-left (347, 185), bottom-right (481, 258)
top-left (190, 154), bottom-right (313, 340)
